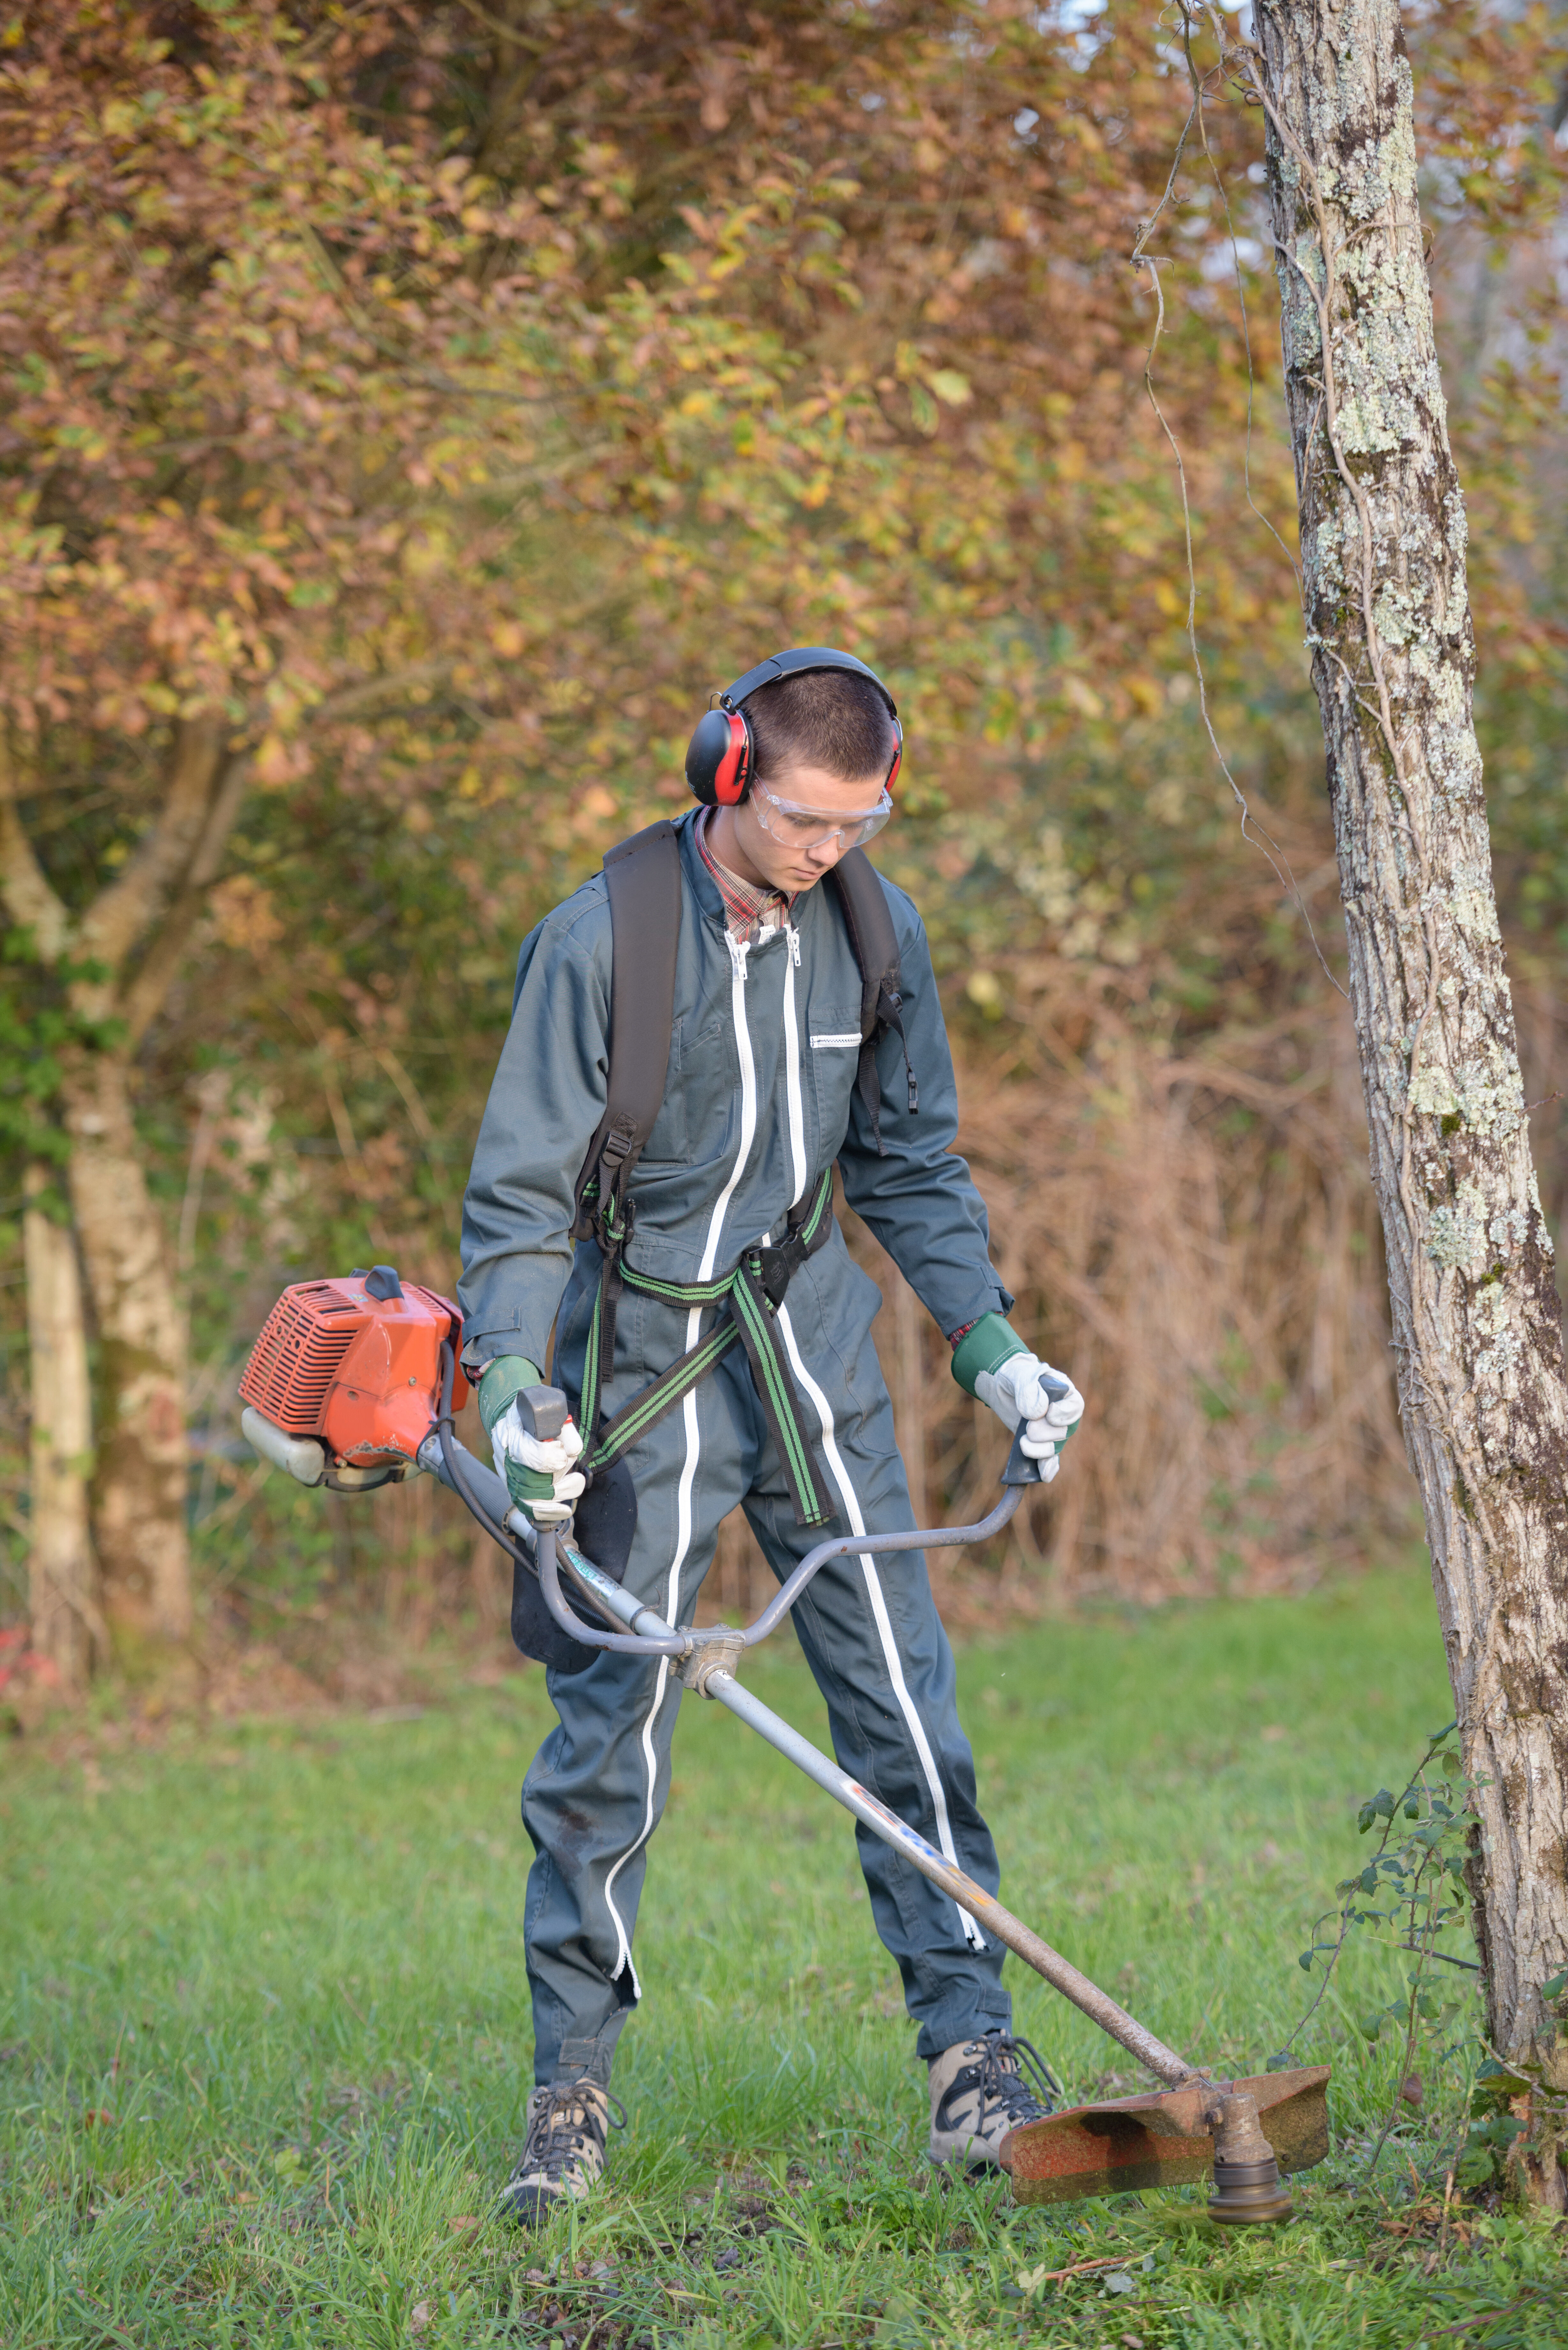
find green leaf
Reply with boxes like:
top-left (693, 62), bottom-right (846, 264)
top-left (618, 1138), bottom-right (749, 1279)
top-left (1360, 2012), bottom-right (1383, 2043)
top-left (1264, 2051), bottom-right (1295, 2072)
top-left (1541, 1969), bottom-right (1568, 2001)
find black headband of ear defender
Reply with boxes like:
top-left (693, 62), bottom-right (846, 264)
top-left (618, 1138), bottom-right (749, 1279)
top-left (684, 647), bottom-right (902, 808)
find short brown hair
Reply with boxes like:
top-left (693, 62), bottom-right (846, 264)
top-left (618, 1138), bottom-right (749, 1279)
top-left (742, 666), bottom-right (896, 785)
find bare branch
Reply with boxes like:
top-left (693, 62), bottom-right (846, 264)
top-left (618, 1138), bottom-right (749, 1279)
top-left (79, 716), bottom-right (225, 976)
top-left (0, 733), bottom-right (72, 962)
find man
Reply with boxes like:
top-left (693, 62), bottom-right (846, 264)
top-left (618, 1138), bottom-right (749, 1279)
top-left (459, 648), bottom-right (1084, 2225)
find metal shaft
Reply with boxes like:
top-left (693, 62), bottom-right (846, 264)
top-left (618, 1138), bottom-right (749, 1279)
top-left (554, 1538), bottom-right (1194, 2089)
top-left (706, 1671), bottom-right (1193, 2088)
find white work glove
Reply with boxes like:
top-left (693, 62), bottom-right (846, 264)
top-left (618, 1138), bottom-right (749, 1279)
top-left (491, 1406), bottom-right (586, 1526)
top-left (975, 1352), bottom-right (1085, 1483)
top-left (477, 1357), bottom-right (589, 1528)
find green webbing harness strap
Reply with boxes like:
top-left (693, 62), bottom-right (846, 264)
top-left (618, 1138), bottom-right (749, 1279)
top-left (577, 1168), bottom-right (837, 1529)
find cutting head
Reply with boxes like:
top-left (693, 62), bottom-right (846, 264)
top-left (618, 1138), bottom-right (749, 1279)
top-left (999, 2064), bottom-right (1329, 2212)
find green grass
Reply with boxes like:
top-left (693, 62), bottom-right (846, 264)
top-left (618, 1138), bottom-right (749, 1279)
top-left (3, 1567), bottom-right (1564, 2346)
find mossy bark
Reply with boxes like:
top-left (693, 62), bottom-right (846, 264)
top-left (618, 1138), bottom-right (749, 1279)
top-left (62, 1046), bottom-right (193, 1643)
top-left (1251, 0), bottom-right (1568, 2189)
top-left (23, 1167), bottom-right (105, 1689)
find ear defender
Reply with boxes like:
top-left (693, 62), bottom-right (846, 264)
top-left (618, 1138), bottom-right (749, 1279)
top-left (685, 648), bottom-right (901, 810)
top-left (685, 705), bottom-right (753, 806)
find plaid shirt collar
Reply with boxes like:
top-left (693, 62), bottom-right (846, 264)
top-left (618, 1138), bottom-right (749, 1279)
top-left (695, 807), bottom-right (796, 943)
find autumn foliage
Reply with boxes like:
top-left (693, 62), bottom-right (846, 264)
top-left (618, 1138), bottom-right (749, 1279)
top-left (1, 1), bottom-right (1564, 1682)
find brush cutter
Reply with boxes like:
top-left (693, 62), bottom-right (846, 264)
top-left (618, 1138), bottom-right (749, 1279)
top-left (239, 1267), bottom-right (1329, 2222)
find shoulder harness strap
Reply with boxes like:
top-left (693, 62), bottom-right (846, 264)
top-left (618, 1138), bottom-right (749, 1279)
top-left (572, 820), bottom-right (682, 1242)
top-left (827, 847), bottom-right (918, 1156)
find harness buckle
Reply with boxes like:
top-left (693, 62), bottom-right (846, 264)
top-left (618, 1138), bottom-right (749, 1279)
top-left (599, 1111), bottom-right (640, 1170)
top-left (754, 1235), bottom-right (805, 1313)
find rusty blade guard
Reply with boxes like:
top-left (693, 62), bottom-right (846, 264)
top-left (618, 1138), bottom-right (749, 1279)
top-left (1001, 2065), bottom-right (1330, 2203)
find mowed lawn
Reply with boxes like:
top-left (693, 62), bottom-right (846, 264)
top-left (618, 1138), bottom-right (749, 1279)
top-left (4, 1568), bottom-right (1564, 2346)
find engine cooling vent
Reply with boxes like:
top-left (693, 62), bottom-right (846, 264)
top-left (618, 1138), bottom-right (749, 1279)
top-left (239, 1283), bottom-right (360, 1436)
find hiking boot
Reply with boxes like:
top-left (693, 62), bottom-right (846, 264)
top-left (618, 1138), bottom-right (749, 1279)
top-left (499, 2079), bottom-right (625, 2226)
top-left (927, 2029), bottom-right (1059, 2169)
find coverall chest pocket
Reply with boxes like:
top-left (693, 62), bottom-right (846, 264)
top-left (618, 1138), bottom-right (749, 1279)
top-left (640, 1013), bottom-right (738, 1169)
top-left (809, 1002), bottom-right (865, 1155)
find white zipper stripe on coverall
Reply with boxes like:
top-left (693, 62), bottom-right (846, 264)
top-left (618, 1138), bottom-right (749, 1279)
top-left (600, 928), bottom-right (760, 1988)
top-left (777, 915), bottom-right (984, 1951)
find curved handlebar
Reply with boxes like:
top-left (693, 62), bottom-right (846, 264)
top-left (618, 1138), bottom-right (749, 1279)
top-left (530, 1431), bottom-right (1041, 1660)
top-left (431, 1345), bottom-right (1051, 1667)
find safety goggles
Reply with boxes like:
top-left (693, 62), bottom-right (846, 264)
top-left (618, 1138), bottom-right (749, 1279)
top-left (750, 779), bottom-right (893, 852)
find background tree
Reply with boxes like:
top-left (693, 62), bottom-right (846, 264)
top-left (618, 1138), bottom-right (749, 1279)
top-left (1233, 0), bottom-right (1568, 2202)
top-left (0, 1), bottom-right (711, 1641)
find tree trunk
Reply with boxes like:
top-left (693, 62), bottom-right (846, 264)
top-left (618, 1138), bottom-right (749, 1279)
top-left (2, 718), bottom-right (253, 1659)
top-left (63, 1048), bottom-right (192, 1643)
top-left (23, 1166), bottom-right (105, 1689)
top-left (1247, 0), bottom-right (1568, 2195)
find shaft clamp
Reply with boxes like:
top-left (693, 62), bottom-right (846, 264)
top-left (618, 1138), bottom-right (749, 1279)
top-left (679, 1627), bottom-right (745, 1697)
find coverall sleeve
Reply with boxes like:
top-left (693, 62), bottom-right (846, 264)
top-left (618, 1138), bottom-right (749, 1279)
top-left (836, 885), bottom-right (1014, 1338)
top-left (457, 895), bottom-right (610, 1368)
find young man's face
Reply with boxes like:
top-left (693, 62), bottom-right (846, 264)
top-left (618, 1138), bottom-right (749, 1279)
top-left (715, 761), bottom-right (891, 895)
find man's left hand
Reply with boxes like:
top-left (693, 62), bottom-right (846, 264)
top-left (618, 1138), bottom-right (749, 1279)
top-left (975, 1353), bottom-right (1084, 1482)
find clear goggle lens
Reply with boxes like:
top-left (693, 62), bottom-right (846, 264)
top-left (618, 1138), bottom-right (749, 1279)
top-left (751, 781), bottom-right (893, 851)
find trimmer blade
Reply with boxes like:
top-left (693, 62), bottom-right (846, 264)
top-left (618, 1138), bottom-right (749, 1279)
top-left (999, 2065), bottom-right (1330, 2206)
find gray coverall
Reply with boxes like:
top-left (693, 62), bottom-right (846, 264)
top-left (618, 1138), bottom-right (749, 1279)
top-left (459, 813), bottom-right (1017, 2087)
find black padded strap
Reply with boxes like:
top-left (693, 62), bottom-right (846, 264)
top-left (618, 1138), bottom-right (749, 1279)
top-left (828, 848), bottom-right (917, 1156)
top-left (572, 822), bottom-right (683, 1237)
top-left (720, 646), bottom-right (898, 715)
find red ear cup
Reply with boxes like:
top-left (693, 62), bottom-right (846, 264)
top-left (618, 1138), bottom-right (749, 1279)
top-left (885, 718), bottom-right (903, 795)
top-left (685, 705), bottom-right (753, 806)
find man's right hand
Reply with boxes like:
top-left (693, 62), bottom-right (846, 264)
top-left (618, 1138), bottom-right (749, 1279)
top-left (478, 1357), bottom-right (587, 1528)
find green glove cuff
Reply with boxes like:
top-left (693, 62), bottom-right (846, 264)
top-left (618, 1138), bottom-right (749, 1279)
top-left (504, 1458), bottom-right (556, 1510)
top-left (478, 1355), bottom-right (544, 1436)
top-left (950, 1313), bottom-right (1029, 1399)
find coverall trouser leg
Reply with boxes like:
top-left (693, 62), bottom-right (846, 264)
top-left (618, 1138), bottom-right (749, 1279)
top-left (522, 1290), bottom-right (1011, 2088)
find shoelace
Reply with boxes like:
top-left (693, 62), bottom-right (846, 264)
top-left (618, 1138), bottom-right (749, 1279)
top-left (961, 2030), bottom-right (1062, 2126)
top-left (517, 2083), bottom-right (628, 2183)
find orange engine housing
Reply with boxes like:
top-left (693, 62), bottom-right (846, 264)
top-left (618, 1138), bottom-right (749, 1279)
top-left (239, 1273), bottom-right (469, 1469)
